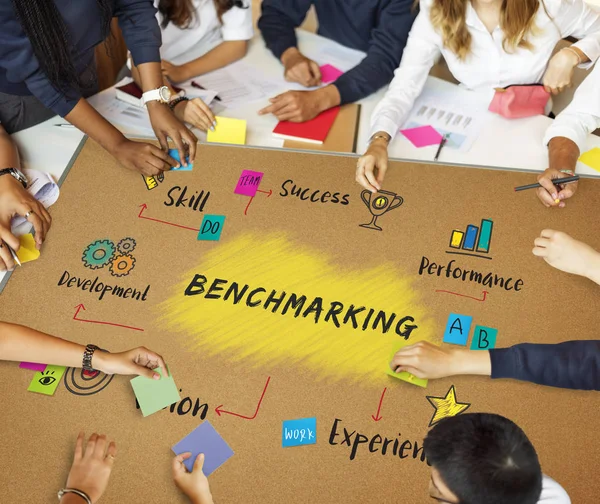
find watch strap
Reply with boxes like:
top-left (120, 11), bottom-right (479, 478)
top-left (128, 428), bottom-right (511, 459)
top-left (82, 344), bottom-right (106, 372)
top-left (0, 167), bottom-right (27, 188)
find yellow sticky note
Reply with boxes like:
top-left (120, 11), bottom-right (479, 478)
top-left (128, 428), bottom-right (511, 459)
top-left (385, 343), bottom-right (429, 388)
top-left (579, 147), bottom-right (600, 173)
top-left (207, 117), bottom-right (247, 145)
top-left (16, 234), bottom-right (40, 264)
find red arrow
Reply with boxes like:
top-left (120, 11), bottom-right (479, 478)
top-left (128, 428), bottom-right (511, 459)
top-left (371, 387), bottom-right (387, 422)
top-left (434, 290), bottom-right (488, 302)
top-left (73, 304), bottom-right (144, 332)
top-left (244, 189), bottom-right (273, 216)
top-left (215, 376), bottom-right (271, 420)
top-left (138, 203), bottom-right (199, 232)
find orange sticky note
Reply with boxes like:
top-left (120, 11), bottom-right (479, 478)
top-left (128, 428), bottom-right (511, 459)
top-left (16, 234), bottom-right (40, 264)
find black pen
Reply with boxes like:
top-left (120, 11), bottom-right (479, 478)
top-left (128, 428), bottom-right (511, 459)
top-left (434, 134), bottom-right (448, 162)
top-left (191, 81), bottom-right (222, 102)
top-left (514, 175), bottom-right (580, 192)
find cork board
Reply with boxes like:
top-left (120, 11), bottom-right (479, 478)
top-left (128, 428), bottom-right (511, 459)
top-left (0, 139), bottom-right (599, 503)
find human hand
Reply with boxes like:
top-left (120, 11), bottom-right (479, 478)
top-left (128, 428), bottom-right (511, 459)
top-left (93, 347), bottom-right (168, 379)
top-left (281, 47), bottom-right (321, 87)
top-left (62, 432), bottom-right (116, 504)
top-left (0, 173), bottom-right (51, 255)
top-left (111, 138), bottom-right (177, 176)
top-left (355, 137), bottom-right (389, 193)
top-left (536, 169), bottom-right (578, 208)
top-left (162, 60), bottom-right (191, 84)
top-left (174, 99), bottom-right (216, 132)
top-left (258, 89), bottom-right (326, 122)
top-left (147, 102), bottom-right (197, 167)
top-left (173, 453), bottom-right (214, 504)
top-left (543, 48), bottom-right (579, 95)
top-left (533, 229), bottom-right (600, 281)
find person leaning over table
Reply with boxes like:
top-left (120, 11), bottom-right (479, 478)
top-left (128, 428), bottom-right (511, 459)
top-left (129, 0), bottom-right (253, 132)
top-left (0, 0), bottom-right (196, 176)
top-left (356, 0), bottom-right (600, 193)
top-left (537, 58), bottom-right (600, 208)
top-left (257, 0), bottom-right (417, 122)
top-left (390, 229), bottom-right (600, 391)
top-left (0, 123), bottom-right (50, 271)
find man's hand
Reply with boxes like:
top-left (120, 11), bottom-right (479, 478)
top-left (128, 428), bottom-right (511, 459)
top-left (536, 168), bottom-right (578, 208)
top-left (281, 47), bottom-right (321, 87)
top-left (258, 86), bottom-right (340, 123)
top-left (0, 174), bottom-right (51, 269)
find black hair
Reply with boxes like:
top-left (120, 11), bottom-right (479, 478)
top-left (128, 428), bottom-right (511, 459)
top-left (158, 0), bottom-right (247, 29)
top-left (11, 0), bottom-right (113, 97)
top-left (424, 413), bottom-right (543, 504)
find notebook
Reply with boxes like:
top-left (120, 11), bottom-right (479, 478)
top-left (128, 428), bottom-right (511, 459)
top-left (273, 107), bottom-right (341, 145)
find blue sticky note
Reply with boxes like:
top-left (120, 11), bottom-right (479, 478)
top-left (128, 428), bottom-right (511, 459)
top-left (443, 313), bottom-right (472, 346)
top-left (198, 215), bottom-right (225, 241)
top-left (470, 326), bottom-right (498, 350)
top-left (282, 417), bottom-right (317, 448)
top-left (172, 421), bottom-right (234, 475)
top-left (169, 148), bottom-right (192, 171)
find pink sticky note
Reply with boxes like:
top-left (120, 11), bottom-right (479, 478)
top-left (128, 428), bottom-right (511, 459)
top-left (320, 64), bottom-right (344, 84)
top-left (400, 125), bottom-right (443, 148)
top-left (20, 362), bottom-right (47, 372)
top-left (234, 170), bottom-right (264, 197)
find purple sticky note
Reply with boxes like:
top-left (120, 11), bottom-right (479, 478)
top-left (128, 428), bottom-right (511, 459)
top-left (320, 64), bottom-right (344, 84)
top-left (400, 125), bottom-right (443, 148)
top-left (20, 362), bottom-right (47, 372)
top-left (234, 170), bottom-right (263, 197)
top-left (172, 421), bottom-right (234, 475)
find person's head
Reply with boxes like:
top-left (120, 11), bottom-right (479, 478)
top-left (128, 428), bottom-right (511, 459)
top-left (424, 413), bottom-right (543, 504)
top-left (11, 0), bottom-right (113, 96)
top-left (158, 0), bottom-right (247, 29)
top-left (429, 0), bottom-right (544, 60)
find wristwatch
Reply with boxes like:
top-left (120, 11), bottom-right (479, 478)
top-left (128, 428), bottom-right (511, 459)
top-left (82, 344), bottom-right (107, 372)
top-left (141, 86), bottom-right (172, 106)
top-left (0, 167), bottom-right (27, 188)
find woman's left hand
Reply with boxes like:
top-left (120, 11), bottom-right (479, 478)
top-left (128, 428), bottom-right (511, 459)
top-left (543, 48), bottom-right (579, 95)
top-left (93, 347), bottom-right (168, 379)
top-left (162, 60), bottom-right (190, 84)
top-left (147, 102), bottom-right (197, 167)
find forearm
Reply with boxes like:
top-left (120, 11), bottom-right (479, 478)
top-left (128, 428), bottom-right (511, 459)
top-left (131, 59), bottom-right (174, 94)
top-left (0, 126), bottom-right (20, 168)
top-left (548, 136), bottom-right (580, 173)
top-left (0, 322), bottom-right (84, 367)
top-left (450, 349), bottom-right (492, 376)
top-left (181, 41), bottom-right (248, 79)
top-left (60, 493), bottom-right (89, 504)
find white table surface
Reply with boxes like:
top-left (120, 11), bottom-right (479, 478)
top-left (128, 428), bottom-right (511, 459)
top-left (3, 29), bottom-right (600, 289)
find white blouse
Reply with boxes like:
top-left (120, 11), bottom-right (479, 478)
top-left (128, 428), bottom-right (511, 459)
top-left (370, 0), bottom-right (600, 141)
top-left (156, 0), bottom-right (253, 62)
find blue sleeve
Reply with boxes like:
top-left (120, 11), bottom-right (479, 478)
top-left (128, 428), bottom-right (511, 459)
top-left (114, 0), bottom-right (162, 66)
top-left (334, 0), bottom-right (417, 104)
top-left (0, 4), bottom-right (79, 117)
top-left (258, 0), bottom-right (313, 60)
top-left (490, 340), bottom-right (600, 391)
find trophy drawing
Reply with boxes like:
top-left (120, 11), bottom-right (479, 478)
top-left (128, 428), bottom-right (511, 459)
top-left (359, 190), bottom-right (404, 231)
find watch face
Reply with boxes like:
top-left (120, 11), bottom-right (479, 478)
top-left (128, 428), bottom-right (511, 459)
top-left (159, 87), bottom-right (172, 102)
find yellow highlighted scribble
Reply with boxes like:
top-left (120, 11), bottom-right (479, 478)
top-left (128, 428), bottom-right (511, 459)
top-left (159, 233), bottom-right (436, 384)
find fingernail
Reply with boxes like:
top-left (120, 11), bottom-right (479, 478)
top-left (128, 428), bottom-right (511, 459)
top-left (212, 120), bottom-right (217, 126)
top-left (552, 193), bottom-right (557, 199)
top-left (210, 126), bottom-right (215, 131)
top-left (153, 373), bottom-right (160, 380)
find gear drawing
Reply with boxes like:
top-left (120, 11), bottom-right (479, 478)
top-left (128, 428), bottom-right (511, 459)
top-left (82, 239), bottom-right (115, 269)
top-left (117, 237), bottom-right (137, 255)
top-left (109, 254), bottom-right (136, 277)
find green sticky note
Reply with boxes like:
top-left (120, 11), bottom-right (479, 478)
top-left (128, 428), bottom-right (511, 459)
top-left (130, 368), bottom-right (180, 417)
top-left (27, 365), bottom-right (66, 395)
top-left (385, 344), bottom-right (429, 388)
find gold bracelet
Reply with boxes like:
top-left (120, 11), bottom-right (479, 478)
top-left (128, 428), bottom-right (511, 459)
top-left (369, 133), bottom-right (390, 145)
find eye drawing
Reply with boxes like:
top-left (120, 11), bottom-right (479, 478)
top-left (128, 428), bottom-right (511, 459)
top-left (39, 371), bottom-right (56, 386)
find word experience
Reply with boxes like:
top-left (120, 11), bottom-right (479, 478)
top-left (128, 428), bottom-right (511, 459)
top-left (418, 257), bottom-right (524, 291)
top-left (184, 274), bottom-right (419, 338)
top-left (57, 271), bottom-right (150, 301)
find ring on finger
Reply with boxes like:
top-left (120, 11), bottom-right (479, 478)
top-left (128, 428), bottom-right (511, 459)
top-left (25, 210), bottom-right (34, 219)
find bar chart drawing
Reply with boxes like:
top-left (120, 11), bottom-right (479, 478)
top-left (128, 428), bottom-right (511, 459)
top-left (446, 219), bottom-right (493, 260)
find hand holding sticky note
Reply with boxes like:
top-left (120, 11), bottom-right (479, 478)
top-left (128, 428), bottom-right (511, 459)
top-left (207, 117), bottom-right (246, 145)
top-left (130, 367), bottom-right (180, 417)
top-left (169, 149), bottom-right (192, 171)
top-left (385, 343), bottom-right (428, 388)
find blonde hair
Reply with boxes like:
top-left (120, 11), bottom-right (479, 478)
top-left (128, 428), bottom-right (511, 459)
top-left (428, 0), bottom-right (543, 60)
